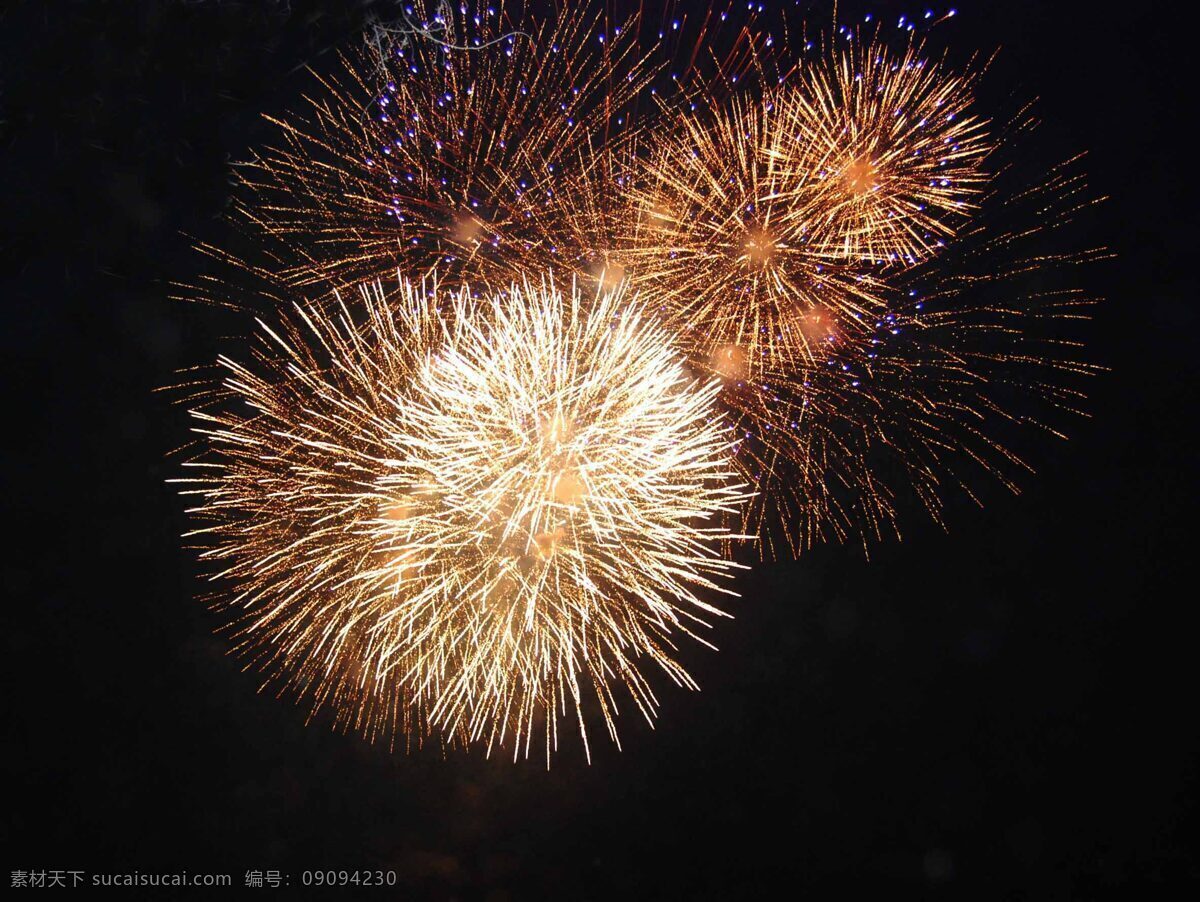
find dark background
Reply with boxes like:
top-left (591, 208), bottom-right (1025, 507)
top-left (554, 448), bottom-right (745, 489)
top-left (2, 0), bottom-right (1196, 896)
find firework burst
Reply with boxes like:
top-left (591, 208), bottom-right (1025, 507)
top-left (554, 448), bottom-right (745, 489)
top-left (226, 0), bottom-right (660, 296)
top-left (787, 38), bottom-right (991, 267)
top-left (179, 276), bottom-right (749, 761)
top-left (535, 32), bottom-right (1097, 554)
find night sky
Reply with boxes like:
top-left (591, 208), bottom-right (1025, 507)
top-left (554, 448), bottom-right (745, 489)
top-left (3, 0), bottom-right (1197, 896)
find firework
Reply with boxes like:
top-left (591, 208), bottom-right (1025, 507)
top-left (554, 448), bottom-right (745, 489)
top-left (537, 33), bottom-right (1097, 554)
top-left (226, 0), bottom-right (661, 296)
top-left (525, 86), bottom-right (869, 555)
top-left (786, 39), bottom-right (991, 267)
top-left (179, 276), bottom-right (749, 761)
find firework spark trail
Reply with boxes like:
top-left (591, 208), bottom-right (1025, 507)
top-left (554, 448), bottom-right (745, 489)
top-left (179, 276), bottom-right (750, 761)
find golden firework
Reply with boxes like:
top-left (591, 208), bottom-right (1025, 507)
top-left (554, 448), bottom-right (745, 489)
top-left (786, 38), bottom-right (991, 266)
top-left (226, 0), bottom-right (659, 296)
top-left (179, 276), bottom-right (749, 761)
top-left (535, 34), bottom-right (1096, 555)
